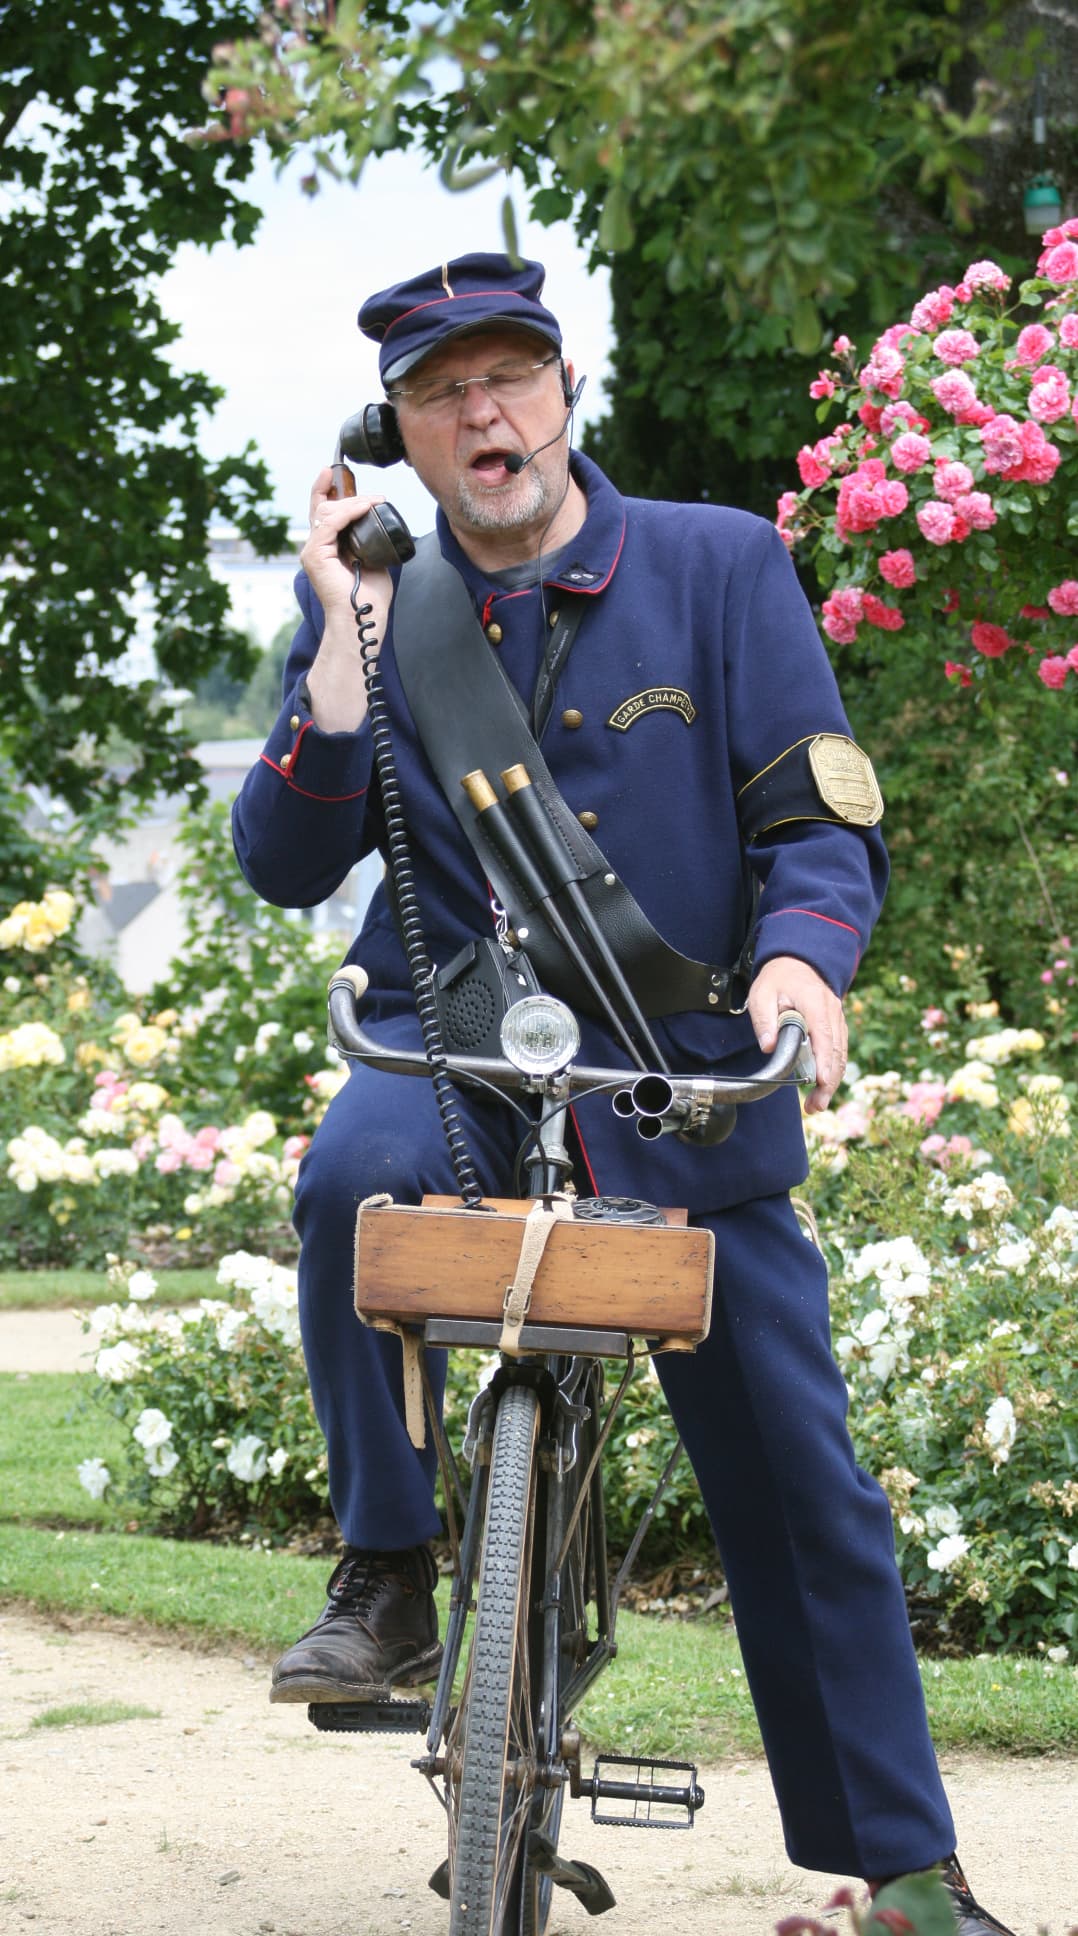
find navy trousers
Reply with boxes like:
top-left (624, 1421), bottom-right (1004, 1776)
top-left (292, 1044), bottom-right (955, 1880)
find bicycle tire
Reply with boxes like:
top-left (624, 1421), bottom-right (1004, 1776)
top-left (448, 1382), bottom-right (542, 1936)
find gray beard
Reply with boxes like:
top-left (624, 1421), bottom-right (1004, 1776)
top-left (454, 463), bottom-right (551, 531)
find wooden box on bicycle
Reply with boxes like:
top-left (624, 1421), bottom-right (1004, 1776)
top-left (354, 1195), bottom-right (714, 1347)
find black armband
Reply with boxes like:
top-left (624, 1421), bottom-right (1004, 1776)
top-left (737, 734), bottom-right (884, 844)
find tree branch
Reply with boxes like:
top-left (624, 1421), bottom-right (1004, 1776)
top-left (0, 76), bottom-right (37, 152)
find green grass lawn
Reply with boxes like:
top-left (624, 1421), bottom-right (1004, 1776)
top-left (2, 1371), bottom-right (1076, 1760)
top-left (0, 1373), bottom-right (129, 1526)
top-left (0, 1267), bottom-right (220, 1309)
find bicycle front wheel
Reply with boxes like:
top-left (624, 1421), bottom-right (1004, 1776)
top-left (448, 1381), bottom-right (543, 1936)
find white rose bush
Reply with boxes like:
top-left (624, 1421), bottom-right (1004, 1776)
top-left (82, 1253), bottom-right (326, 1536)
top-left (0, 809), bottom-right (349, 1269)
top-left (809, 984), bottom-right (1077, 1653)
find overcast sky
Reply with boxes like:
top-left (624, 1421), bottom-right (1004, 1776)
top-left (157, 149), bottom-right (612, 534)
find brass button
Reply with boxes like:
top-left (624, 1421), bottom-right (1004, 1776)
top-left (485, 622), bottom-right (503, 645)
top-left (562, 708), bottom-right (583, 730)
top-left (548, 608), bottom-right (560, 628)
top-left (289, 714), bottom-right (300, 731)
top-left (578, 810), bottom-right (599, 830)
top-left (280, 752), bottom-right (291, 769)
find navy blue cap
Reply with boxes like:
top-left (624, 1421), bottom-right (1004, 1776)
top-left (358, 253), bottom-right (562, 389)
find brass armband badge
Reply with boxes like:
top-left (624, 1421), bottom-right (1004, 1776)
top-left (807, 734), bottom-right (884, 827)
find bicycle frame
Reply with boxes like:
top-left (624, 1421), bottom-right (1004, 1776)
top-left (318, 971), bottom-right (810, 1929)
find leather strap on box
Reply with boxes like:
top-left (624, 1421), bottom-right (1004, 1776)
top-left (355, 1193), bottom-right (427, 1448)
top-left (500, 1193), bottom-right (574, 1356)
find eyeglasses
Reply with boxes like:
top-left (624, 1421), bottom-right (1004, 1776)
top-left (387, 355), bottom-right (560, 415)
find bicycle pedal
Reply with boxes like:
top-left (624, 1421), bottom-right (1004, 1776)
top-left (588, 1754), bottom-right (704, 1828)
top-left (307, 1697), bottom-right (432, 1734)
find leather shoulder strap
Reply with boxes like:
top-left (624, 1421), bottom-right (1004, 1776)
top-left (391, 536), bottom-right (747, 1018)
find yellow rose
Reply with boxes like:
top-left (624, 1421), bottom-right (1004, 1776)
top-left (0, 914), bottom-right (26, 951)
top-left (41, 889), bottom-right (75, 936)
top-left (242, 1110), bottom-right (278, 1148)
top-left (75, 1041), bottom-right (108, 1069)
top-left (1008, 1091), bottom-right (1071, 1139)
top-left (153, 1008), bottom-right (179, 1028)
top-left (125, 1080), bottom-right (169, 1113)
top-left (66, 987), bottom-right (92, 1014)
top-left (945, 1061), bottom-right (999, 1109)
top-left (0, 1023), bottom-right (65, 1070)
top-left (21, 909), bottom-right (56, 954)
top-left (121, 1024), bottom-right (168, 1067)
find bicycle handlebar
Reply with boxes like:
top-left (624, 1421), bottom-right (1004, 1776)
top-left (326, 965), bottom-right (816, 1122)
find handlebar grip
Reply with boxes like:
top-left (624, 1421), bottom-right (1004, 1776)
top-left (329, 964), bottom-right (370, 1003)
top-left (775, 1008), bottom-right (816, 1086)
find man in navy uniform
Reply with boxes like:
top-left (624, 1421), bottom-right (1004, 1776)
top-left (232, 254), bottom-right (1014, 1933)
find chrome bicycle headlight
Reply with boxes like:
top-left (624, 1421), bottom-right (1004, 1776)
top-left (499, 996), bottom-right (580, 1077)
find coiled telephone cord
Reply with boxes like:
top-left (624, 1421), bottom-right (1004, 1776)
top-left (351, 570), bottom-right (485, 1210)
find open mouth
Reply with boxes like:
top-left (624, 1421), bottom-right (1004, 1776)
top-left (470, 450), bottom-right (517, 483)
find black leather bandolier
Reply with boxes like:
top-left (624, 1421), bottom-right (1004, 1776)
top-left (390, 536), bottom-right (755, 1020)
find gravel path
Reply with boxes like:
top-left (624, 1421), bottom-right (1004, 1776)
top-left (3, 1610), bottom-right (1076, 1935)
top-left (3, 1314), bottom-right (1077, 1933)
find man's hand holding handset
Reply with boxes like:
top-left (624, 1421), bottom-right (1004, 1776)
top-left (302, 468), bottom-right (396, 734)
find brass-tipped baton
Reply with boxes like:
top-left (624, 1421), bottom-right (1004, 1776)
top-left (495, 764), bottom-right (669, 1074)
top-left (460, 769), bottom-right (654, 1074)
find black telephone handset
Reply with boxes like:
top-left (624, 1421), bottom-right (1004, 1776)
top-left (328, 454), bottom-right (416, 572)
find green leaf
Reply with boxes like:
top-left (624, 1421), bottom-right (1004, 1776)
top-left (867, 1870), bottom-right (959, 1936)
top-left (786, 233), bottom-right (827, 268)
top-left (597, 183), bottom-right (635, 255)
top-left (439, 145), bottom-right (501, 191)
top-left (500, 193), bottom-right (522, 266)
top-left (792, 297), bottom-right (821, 356)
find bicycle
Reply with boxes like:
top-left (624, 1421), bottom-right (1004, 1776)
top-left (304, 961), bottom-right (813, 1936)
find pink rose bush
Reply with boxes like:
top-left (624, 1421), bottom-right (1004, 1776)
top-left (779, 225), bottom-right (1078, 692)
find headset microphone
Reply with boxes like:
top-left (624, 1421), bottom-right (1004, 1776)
top-left (504, 375), bottom-right (587, 474)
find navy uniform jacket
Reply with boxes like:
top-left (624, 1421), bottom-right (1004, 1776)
top-left (233, 453), bottom-right (888, 1215)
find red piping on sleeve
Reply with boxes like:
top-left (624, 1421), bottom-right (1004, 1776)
top-left (258, 752), bottom-right (368, 803)
top-left (767, 908), bottom-right (861, 941)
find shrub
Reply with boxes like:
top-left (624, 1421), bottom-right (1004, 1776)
top-left (0, 850), bottom-right (348, 1266)
top-left (778, 231), bottom-right (1078, 1020)
top-left (75, 986), bottom-right (1078, 1655)
top-left (80, 1254), bottom-right (326, 1538)
top-left (780, 230), bottom-right (1078, 689)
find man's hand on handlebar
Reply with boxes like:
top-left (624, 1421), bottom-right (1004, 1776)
top-left (747, 956), bottom-right (846, 1115)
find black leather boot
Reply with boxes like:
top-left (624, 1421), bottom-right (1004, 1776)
top-left (270, 1545), bottom-right (442, 1703)
top-left (938, 1856), bottom-right (1018, 1936)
